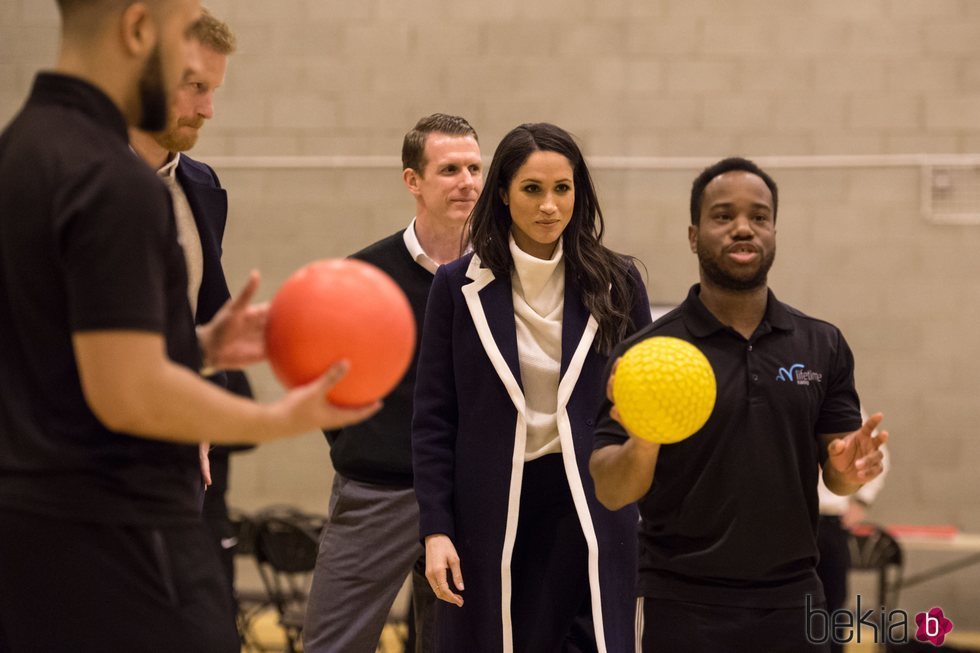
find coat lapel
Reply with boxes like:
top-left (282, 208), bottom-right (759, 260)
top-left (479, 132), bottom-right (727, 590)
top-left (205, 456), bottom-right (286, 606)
top-left (560, 273), bottom-right (590, 379)
top-left (557, 273), bottom-right (598, 407)
top-left (461, 256), bottom-right (525, 413)
top-left (480, 277), bottom-right (523, 392)
top-left (176, 160), bottom-right (229, 323)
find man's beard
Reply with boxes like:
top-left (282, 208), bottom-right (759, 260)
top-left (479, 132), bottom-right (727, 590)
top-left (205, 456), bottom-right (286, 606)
top-left (137, 46), bottom-right (168, 132)
top-left (697, 239), bottom-right (776, 292)
top-left (155, 117), bottom-right (204, 153)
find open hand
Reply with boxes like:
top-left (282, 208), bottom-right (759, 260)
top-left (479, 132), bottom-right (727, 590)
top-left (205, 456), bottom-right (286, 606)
top-left (827, 412), bottom-right (889, 486)
top-left (197, 271), bottom-right (269, 370)
top-left (273, 361), bottom-right (381, 433)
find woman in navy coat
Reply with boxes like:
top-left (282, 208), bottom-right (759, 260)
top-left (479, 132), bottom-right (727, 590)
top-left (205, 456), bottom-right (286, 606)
top-left (412, 123), bottom-right (652, 652)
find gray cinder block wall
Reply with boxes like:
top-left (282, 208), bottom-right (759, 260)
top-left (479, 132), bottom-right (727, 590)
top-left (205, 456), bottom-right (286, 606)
top-left (2, 0), bottom-right (979, 628)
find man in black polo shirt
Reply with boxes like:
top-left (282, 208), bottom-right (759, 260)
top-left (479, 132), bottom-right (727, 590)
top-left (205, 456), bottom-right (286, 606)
top-left (590, 157), bottom-right (888, 652)
top-left (0, 2), bottom-right (376, 651)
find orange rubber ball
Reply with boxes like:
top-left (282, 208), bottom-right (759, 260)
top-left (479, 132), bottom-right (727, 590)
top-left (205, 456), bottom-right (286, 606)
top-left (265, 259), bottom-right (416, 407)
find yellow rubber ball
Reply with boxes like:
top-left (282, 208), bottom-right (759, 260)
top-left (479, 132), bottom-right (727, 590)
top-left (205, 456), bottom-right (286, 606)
top-left (612, 336), bottom-right (716, 444)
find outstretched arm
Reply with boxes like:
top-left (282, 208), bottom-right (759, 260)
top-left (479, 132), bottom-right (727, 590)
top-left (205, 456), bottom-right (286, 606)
top-left (590, 436), bottom-right (660, 511)
top-left (590, 358), bottom-right (661, 510)
top-left (74, 331), bottom-right (379, 445)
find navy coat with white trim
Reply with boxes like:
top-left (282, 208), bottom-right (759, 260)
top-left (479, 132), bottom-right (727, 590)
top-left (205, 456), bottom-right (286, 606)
top-left (412, 251), bottom-right (652, 652)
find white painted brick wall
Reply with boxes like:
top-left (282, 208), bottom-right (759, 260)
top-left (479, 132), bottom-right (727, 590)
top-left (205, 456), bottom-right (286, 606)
top-left (2, 0), bottom-right (980, 628)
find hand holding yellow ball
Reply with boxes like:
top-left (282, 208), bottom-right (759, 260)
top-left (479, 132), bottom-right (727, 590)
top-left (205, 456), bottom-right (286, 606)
top-left (611, 336), bottom-right (717, 444)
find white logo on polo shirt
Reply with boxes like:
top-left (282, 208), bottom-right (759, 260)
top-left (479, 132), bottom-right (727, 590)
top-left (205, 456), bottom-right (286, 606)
top-left (776, 363), bottom-right (823, 386)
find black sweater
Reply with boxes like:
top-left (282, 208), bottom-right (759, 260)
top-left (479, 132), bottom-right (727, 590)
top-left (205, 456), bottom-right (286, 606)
top-left (325, 230), bottom-right (434, 487)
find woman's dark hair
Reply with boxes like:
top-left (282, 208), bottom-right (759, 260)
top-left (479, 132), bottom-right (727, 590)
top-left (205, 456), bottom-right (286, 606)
top-left (466, 123), bottom-right (637, 353)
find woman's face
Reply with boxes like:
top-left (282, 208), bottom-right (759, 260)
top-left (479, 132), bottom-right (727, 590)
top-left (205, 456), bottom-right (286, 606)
top-left (501, 150), bottom-right (575, 260)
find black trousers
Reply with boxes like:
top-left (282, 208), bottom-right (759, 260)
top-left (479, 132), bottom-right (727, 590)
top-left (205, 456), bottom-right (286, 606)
top-left (510, 455), bottom-right (597, 653)
top-left (816, 515), bottom-right (850, 653)
top-left (642, 597), bottom-right (831, 653)
top-left (0, 508), bottom-right (239, 653)
top-left (202, 449), bottom-right (237, 615)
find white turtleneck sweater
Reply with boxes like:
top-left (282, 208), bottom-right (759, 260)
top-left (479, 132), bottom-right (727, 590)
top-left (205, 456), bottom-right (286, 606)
top-left (509, 234), bottom-right (565, 461)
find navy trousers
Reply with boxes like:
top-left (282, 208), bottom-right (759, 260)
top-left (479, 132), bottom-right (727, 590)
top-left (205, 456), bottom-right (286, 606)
top-left (511, 454), bottom-right (597, 653)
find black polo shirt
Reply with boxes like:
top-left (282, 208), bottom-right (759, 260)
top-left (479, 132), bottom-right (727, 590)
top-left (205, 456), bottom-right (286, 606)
top-left (594, 284), bottom-right (862, 608)
top-left (0, 73), bottom-right (202, 524)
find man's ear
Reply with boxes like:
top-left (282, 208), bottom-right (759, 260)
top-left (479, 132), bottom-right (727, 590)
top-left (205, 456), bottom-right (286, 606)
top-left (118, 1), bottom-right (157, 58)
top-left (403, 168), bottom-right (421, 196)
top-left (688, 224), bottom-right (698, 253)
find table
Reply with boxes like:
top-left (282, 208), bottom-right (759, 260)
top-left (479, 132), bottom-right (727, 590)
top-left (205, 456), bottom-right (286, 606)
top-left (891, 531), bottom-right (980, 591)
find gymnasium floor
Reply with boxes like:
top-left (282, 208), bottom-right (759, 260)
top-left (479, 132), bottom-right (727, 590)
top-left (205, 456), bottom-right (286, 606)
top-left (242, 611), bottom-right (404, 652)
top-left (235, 548), bottom-right (980, 652)
top-left (240, 607), bottom-right (980, 653)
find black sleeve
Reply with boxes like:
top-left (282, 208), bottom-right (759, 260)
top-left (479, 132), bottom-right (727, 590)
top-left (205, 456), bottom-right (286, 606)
top-left (55, 161), bottom-right (173, 333)
top-left (411, 266), bottom-right (460, 541)
top-left (815, 328), bottom-right (863, 439)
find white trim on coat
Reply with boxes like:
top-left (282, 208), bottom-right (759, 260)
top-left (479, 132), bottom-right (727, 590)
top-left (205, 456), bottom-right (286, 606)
top-left (462, 256), bottom-right (527, 653)
top-left (635, 597), bottom-right (644, 652)
top-left (555, 314), bottom-right (609, 653)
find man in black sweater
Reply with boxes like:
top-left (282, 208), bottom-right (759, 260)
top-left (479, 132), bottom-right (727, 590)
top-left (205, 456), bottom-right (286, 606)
top-left (304, 114), bottom-right (483, 653)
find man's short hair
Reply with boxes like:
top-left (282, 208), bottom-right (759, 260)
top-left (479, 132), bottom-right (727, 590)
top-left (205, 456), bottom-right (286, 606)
top-left (690, 156), bottom-right (779, 225)
top-left (56, 0), bottom-right (118, 15)
top-left (401, 114), bottom-right (478, 175)
top-left (55, 1), bottom-right (230, 48)
top-left (56, 0), bottom-right (133, 35)
top-left (190, 7), bottom-right (236, 55)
